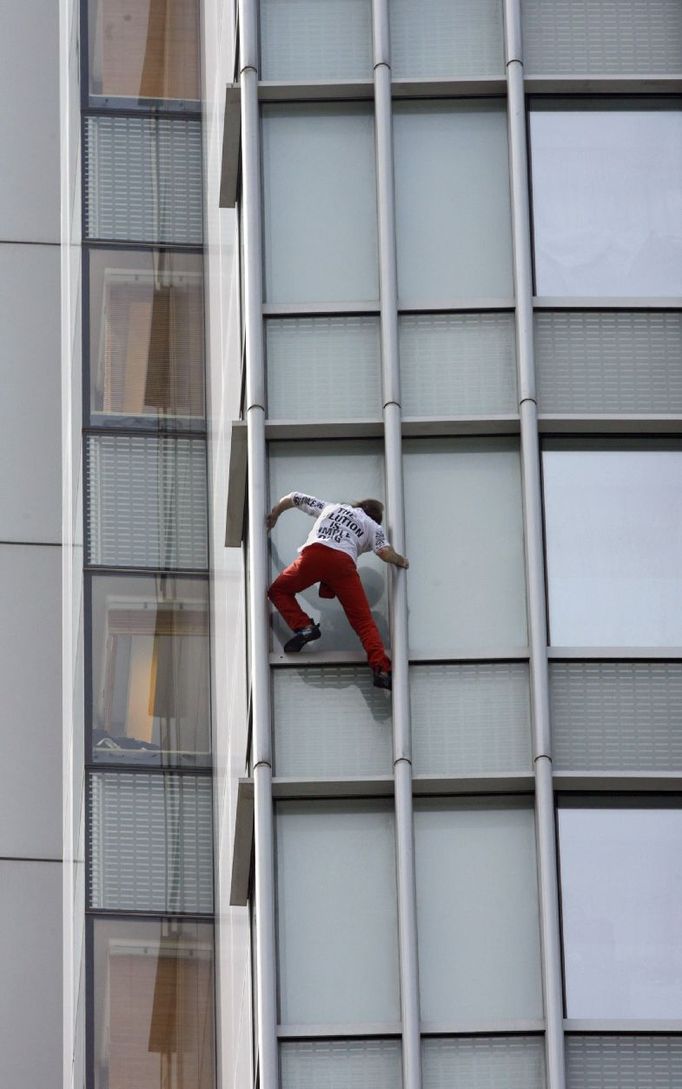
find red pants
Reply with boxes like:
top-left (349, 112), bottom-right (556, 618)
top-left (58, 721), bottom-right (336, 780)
top-left (268, 543), bottom-right (391, 671)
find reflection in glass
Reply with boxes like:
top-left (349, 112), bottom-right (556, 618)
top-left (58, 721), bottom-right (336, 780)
top-left (531, 104), bottom-right (682, 296)
top-left (88, 0), bottom-right (200, 104)
top-left (88, 249), bottom-right (205, 428)
top-left (543, 443), bottom-right (682, 646)
top-left (93, 917), bottom-right (215, 1089)
top-left (90, 575), bottom-right (210, 765)
top-left (559, 800), bottom-right (682, 1018)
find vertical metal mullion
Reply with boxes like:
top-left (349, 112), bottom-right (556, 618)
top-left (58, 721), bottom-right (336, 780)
top-left (503, 4), bottom-right (566, 1089)
top-left (239, 0), bottom-right (279, 1086)
top-left (372, 5), bottom-right (422, 1088)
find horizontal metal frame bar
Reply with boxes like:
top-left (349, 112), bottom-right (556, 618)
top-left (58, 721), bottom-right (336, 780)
top-left (547, 647), bottom-right (682, 660)
top-left (268, 775), bottom-right (535, 800)
top-left (262, 301), bottom-right (379, 315)
top-left (269, 648), bottom-right (531, 665)
top-left (277, 1020), bottom-right (545, 1039)
top-left (564, 1019), bottom-right (682, 1033)
top-left (86, 763), bottom-right (212, 777)
top-left (277, 1022), bottom-right (402, 1038)
top-left (554, 773), bottom-right (682, 793)
top-left (264, 418), bottom-right (522, 439)
top-left (525, 76), bottom-right (682, 94)
top-left (534, 297), bottom-right (682, 309)
top-left (263, 299), bottom-right (515, 315)
top-left (539, 416), bottom-right (682, 434)
top-left (82, 104), bottom-right (203, 120)
top-left (265, 420), bottom-right (383, 440)
top-left (85, 907), bottom-right (214, 920)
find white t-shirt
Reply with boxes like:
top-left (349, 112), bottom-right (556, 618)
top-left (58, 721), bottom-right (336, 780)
top-left (289, 492), bottom-right (389, 564)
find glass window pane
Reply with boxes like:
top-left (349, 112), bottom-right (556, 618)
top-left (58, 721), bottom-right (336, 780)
top-left (281, 1039), bottom-right (402, 1089)
top-left (266, 316), bottom-right (381, 421)
top-left (90, 574), bottom-right (211, 766)
top-left (92, 917), bottom-right (216, 1089)
top-left (259, 0), bottom-right (372, 81)
top-left (422, 1037), bottom-right (546, 1089)
top-left (88, 0), bottom-right (200, 105)
top-left (267, 441), bottom-right (387, 655)
top-left (530, 103), bottom-right (682, 297)
top-left (276, 801), bottom-right (400, 1025)
top-left (88, 771), bottom-right (213, 913)
top-left (414, 800), bottom-right (543, 1021)
top-left (566, 1035), bottom-right (682, 1089)
top-left (88, 249), bottom-right (205, 428)
top-left (262, 105), bottom-right (379, 304)
top-left (558, 800), bottom-right (682, 1018)
top-left (394, 102), bottom-right (513, 304)
top-left (543, 443), bottom-right (682, 646)
top-left (399, 312), bottom-right (517, 417)
top-left (389, 0), bottom-right (504, 79)
top-left (404, 438), bottom-right (527, 656)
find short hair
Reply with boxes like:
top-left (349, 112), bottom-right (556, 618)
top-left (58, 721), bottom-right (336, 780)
top-left (353, 498), bottom-right (384, 525)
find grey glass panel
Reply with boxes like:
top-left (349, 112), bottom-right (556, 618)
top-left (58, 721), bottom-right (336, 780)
top-left (268, 441), bottom-right (387, 654)
top-left (90, 574), bottom-right (211, 766)
top-left (399, 312), bottom-right (517, 416)
top-left (543, 443), bottom-right (682, 646)
top-left (404, 438), bottom-right (527, 655)
top-left (272, 666), bottom-right (392, 777)
top-left (566, 1035), bottom-right (682, 1089)
top-left (411, 662), bottom-right (532, 776)
top-left (85, 434), bottom-right (208, 569)
top-left (88, 771), bottom-right (213, 913)
top-left (551, 661), bottom-right (682, 771)
top-left (88, 0), bottom-right (201, 105)
top-left (93, 917), bottom-right (215, 1089)
top-left (88, 248), bottom-right (205, 428)
top-left (394, 102), bottom-right (513, 304)
top-left (281, 1039), bottom-right (402, 1089)
top-left (276, 801), bottom-right (400, 1025)
top-left (523, 0), bottom-right (682, 76)
top-left (530, 105), bottom-right (682, 296)
top-left (262, 105), bottom-right (379, 304)
top-left (535, 310), bottom-right (682, 414)
top-left (389, 0), bottom-right (504, 79)
top-left (266, 316), bottom-right (381, 420)
top-left (559, 800), bottom-right (682, 1018)
top-left (415, 800), bottom-right (543, 1021)
top-left (84, 115), bottom-right (203, 244)
top-left (259, 0), bottom-right (372, 81)
top-left (422, 1036), bottom-right (546, 1089)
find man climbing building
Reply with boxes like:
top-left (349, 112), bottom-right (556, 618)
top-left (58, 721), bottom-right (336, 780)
top-left (266, 492), bottom-right (409, 690)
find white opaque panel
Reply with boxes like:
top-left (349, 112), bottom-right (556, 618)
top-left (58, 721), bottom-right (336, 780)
top-left (262, 105), bottom-right (379, 303)
top-left (404, 439), bottom-right (527, 655)
top-left (523, 0), bottom-right (682, 75)
top-left (531, 105), bottom-right (682, 297)
top-left (266, 316), bottom-right (381, 420)
top-left (566, 1035), bottom-right (682, 1089)
top-left (411, 663), bottom-right (532, 776)
top-left (544, 443), bottom-right (682, 646)
top-left (272, 666), bottom-right (392, 777)
top-left (535, 311), bottom-right (682, 415)
top-left (85, 434), bottom-right (208, 569)
top-left (276, 801), bottom-right (400, 1025)
top-left (422, 1036), bottom-right (546, 1089)
top-left (399, 312), bottom-right (517, 417)
top-left (390, 0), bottom-right (505, 78)
top-left (559, 802), bottom-right (682, 1018)
top-left (394, 102), bottom-right (513, 304)
top-left (260, 0), bottom-right (372, 80)
top-left (281, 1039), bottom-right (402, 1089)
top-left (268, 441), bottom-right (387, 654)
top-left (415, 800), bottom-right (543, 1021)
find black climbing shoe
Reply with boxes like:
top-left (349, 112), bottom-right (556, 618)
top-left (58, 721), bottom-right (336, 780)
top-left (284, 623), bottom-right (321, 653)
top-left (372, 668), bottom-right (392, 691)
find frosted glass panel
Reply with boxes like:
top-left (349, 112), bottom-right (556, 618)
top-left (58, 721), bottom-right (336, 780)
top-left (273, 666), bottom-right (392, 777)
top-left (544, 443), bottom-right (682, 646)
top-left (404, 439), bottom-right (527, 655)
top-left (559, 801), bottom-right (682, 1018)
top-left (276, 801), bottom-right (400, 1025)
top-left (411, 663), bottom-right (532, 776)
top-left (566, 1035), bottom-right (682, 1089)
top-left (260, 0), bottom-right (372, 80)
top-left (262, 105), bottom-right (379, 303)
top-left (422, 1036), bottom-right (546, 1089)
top-left (268, 441), bottom-right (387, 654)
top-left (415, 800), bottom-right (543, 1021)
top-left (394, 102), bottom-right (513, 304)
top-left (390, 0), bottom-right (504, 78)
top-left (281, 1039), bottom-right (402, 1089)
top-left (266, 316), bottom-right (381, 420)
top-left (399, 312), bottom-right (517, 416)
top-left (531, 105), bottom-right (682, 296)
